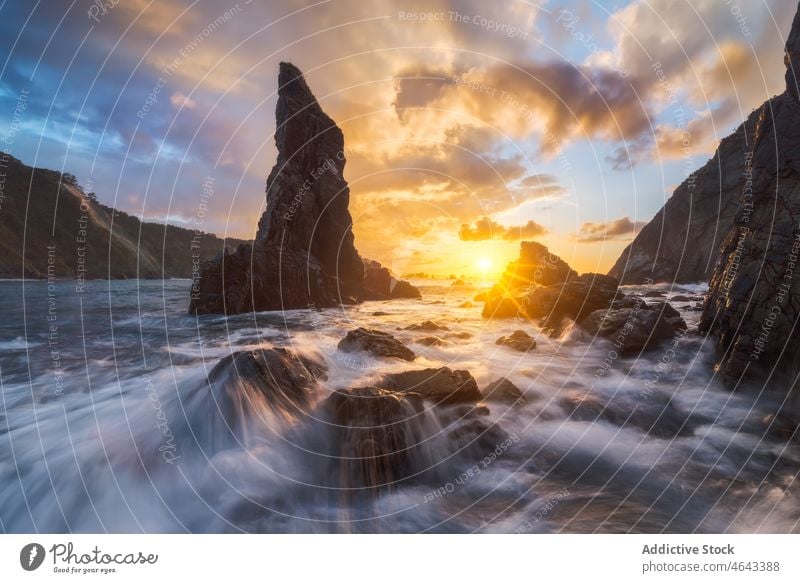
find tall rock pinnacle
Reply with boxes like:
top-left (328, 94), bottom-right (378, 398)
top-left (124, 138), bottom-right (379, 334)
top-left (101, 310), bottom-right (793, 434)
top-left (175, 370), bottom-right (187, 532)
top-left (189, 63), bottom-right (364, 314)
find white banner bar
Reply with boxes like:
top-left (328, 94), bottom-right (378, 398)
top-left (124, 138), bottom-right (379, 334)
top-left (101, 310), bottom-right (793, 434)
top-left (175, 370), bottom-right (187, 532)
top-left (1, 534), bottom-right (798, 582)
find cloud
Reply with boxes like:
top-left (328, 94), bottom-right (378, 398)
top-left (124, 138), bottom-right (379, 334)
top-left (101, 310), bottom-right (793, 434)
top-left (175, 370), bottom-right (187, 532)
top-left (575, 217), bottom-right (645, 242)
top-left (517, 173), bottom-right (566, 200)
top-left (392, 67), bottom-right (453, 121)
top-left (170, 92), bottom-right (198, 110)
top-left (459, 216), bottom-right (547, 241)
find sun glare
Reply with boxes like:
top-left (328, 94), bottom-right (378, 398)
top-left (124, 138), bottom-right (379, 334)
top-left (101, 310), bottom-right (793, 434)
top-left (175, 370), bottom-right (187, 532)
top-left (476, 257), bottom-right (492, 272)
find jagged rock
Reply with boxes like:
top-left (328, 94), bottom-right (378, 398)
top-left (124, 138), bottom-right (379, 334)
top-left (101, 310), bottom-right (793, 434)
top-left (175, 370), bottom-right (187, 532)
top-left (497, 241), bottom-right (577, 291)
top-left (325, 386), bottom-right (425, 488)
top-left (671, 295), bottom-right (692, 302)
top-left (481, 242), bottom-right (576, 317)
top-left (362, 258), bottom-right (421, 300)
top-left (495, 330), bottom-right (537, 352)
top-left (559, 389), bottom-right (694, 438)
top-left (480, 243), bottom-right (619, 323)
top-left (404, 320), bottom-right (449, 331)
top-left (608, 110), bottom-right (763, 285)
top-left (458, 301), bottom-right (474, 308)
top-left (381, 367), bottom-right (481, 405)
top-left (700, 7), bottom-right (800, 393)
top-left (644, 290), bottom-right (666, 297)
top-left (190, 63), bottom-right (363, 314)
top-left (338, 328), bottom-right (415, 361)
top-left (482, 377), bottom-right (527, 405)
top-left (609, 8), bottom-right (800, 287)
top-left (580, 305), bottom-right (686, 353)
top-left (521, 273), bottom-right (620, 327)
top-left (189, 63), bottom-right (420, 314)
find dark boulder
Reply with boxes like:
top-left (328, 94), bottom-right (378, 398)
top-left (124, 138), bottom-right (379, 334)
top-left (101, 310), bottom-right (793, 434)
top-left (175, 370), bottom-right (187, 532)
top-left (338, 328), bottom-right (415, 361)
top-left (381, 367), bottom-right (482, 405)
top-left (482, 377), bottom-right (527, 405)
top-left (495, 330), bottom-right (537, 352)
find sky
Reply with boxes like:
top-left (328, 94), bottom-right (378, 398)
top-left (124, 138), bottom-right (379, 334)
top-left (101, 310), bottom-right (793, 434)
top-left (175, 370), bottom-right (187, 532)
top-left (0, 0), bottom-right (796, 278)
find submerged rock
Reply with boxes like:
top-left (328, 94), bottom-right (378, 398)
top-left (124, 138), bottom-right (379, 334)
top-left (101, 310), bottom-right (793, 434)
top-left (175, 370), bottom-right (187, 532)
top-left (580, 305), bottom-right (686, 353)
top-left (338, 327), bottom-right (415, 361)
top-left (438, 404), bottom-right (511, 457)
top-left (416, 336), bottom-right (449, 347)
top-left (197, 348), bottom-right (327, 451)
top-left (482, 377), bottom-right (527, 405)
top-left (559, 389), bottom-right (694, 438)
top-left (381, 367), bottom-right (481, 405)
top-left (495, 330), bottom-right (537, 352)
top-left (325, 386), bottom-right (425, 489)
top-left (404, 320), bottom-right (450, 331)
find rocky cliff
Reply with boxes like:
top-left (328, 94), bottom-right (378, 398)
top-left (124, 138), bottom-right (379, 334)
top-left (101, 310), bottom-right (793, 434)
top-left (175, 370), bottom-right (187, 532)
top-left (0, 154), bottom-right (245, 279)
top-left (608, 108), bottom-right (760, 284)
top-left (189, 63), bottom-right (418, 315)
top-left (700, 4), bottom-right (800, 395)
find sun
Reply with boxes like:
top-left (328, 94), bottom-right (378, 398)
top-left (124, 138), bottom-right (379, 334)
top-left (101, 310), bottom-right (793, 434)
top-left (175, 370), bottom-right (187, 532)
top-left (476, 257), bottom-right (492, 273)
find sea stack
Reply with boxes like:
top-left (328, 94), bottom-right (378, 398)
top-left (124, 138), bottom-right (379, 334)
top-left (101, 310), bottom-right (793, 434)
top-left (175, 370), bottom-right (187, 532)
top-left (189, 63), bottom-right (415, 314)
top-left (700, 4), bottom-right (800, 395)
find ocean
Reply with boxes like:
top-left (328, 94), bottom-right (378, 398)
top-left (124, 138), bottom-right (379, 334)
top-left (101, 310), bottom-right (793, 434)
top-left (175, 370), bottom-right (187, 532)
top-left (0, 279), bottom-right (797, 533)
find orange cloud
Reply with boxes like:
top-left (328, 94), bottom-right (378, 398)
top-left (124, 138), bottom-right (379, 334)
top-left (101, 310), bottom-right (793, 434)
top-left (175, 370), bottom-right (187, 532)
top-left (575, 217), bottom-right (645, 243)
top-left (459, 216), bottom-right (547, 241)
